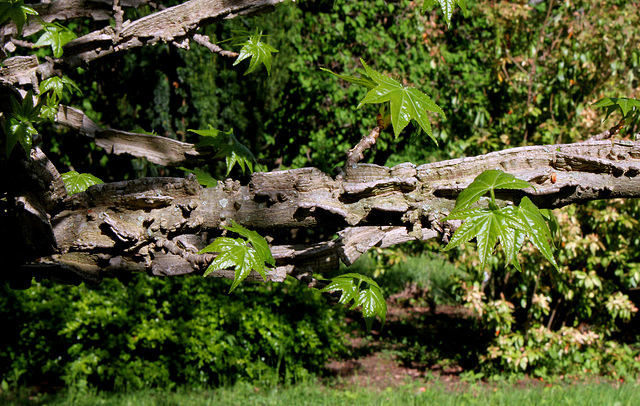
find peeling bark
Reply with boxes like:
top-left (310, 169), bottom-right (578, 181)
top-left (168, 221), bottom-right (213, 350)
top-left (2, 0), bottom-right (640, 288)
top-left (4, 138), bottom-right (640, 286)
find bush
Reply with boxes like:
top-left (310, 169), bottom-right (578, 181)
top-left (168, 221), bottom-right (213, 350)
top-left (0, 275), bottom-right (349, 391)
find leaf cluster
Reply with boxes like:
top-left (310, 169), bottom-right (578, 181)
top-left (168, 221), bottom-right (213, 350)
top-left (60, 171), bottom-right (104, 195)
top-left (323, 59), bottom-right (444, 142)
top-left (199, 221), bottom-right (275, 292)
top-left (190, 126), bottom-right (259, 177)
top-left (592, 97), bottom-right (640, 136)
top-left (321, 273), bottom-right (386, 332)
top-left (444, 170), bottom-right (557, 271)
top-left (221, 29), bottom-right (279, 75)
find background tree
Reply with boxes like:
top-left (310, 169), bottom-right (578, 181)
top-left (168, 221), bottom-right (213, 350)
top-left (1, 0), bottom-right (639, 389)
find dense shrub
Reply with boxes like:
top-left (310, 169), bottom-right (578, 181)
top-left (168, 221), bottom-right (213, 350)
top-left (0, 275), bottom-right (348, 391)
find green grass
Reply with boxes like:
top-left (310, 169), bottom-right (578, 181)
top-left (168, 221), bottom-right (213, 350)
top-left (2, 380), bottom-right (638, 406)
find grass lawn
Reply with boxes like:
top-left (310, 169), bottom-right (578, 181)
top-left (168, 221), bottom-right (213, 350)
top-left (1, 379), bottom-right (638, 406)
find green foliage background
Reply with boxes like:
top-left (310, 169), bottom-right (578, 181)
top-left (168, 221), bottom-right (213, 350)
top-left (0, 276), bottom-right (347, 390)
top-left (2, 0), bottom-right (640, 389)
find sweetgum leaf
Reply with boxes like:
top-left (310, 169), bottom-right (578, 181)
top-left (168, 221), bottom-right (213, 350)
top-left (358, 59), bottom-right (444, 141)
top-left (592, 97), bottom-right (640, 121)
top-left (320, 276), bottom-right (359, 306)
top-left (515, 197), bottom-right (558, 269)
top-left (422, 0), bottom-right (467, 27)
top-left (320, 67), bottom-right (377, 89)
top-left (444, 206), bottom-right (527, 270)
top-left (449, 170), bottom-right (531, 215)
top-left (224, 220), bottom-right (275, 267)
top-left (40, 75), bottom-right (82, 100)
top-left (233, 30), bottom-right (278, 75)
top-left (358, 285), bottom-right (387, 332)
top-left (190, 127), bottom-right (257, 175)
top-left (199, 237), bottom-right (268, 292)
top-left (0, 0), bottom-right (37, 36)
top-left (34, 22), bottom-right (77, 58)
top-left (179, 167), bottom-right (218, 188)
top-left (6, 117), bottom-right (36, 158)
top-left (61, 171), bottom-right (103, 195)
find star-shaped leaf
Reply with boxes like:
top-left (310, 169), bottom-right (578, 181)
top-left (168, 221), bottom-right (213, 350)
top-left (233, 30), bottom-right (278, 75)
top-left (449, 170), bottom-right (531, 216)
top-left (422, 0), bottom-right (467, 27)
top-left (200, 237), bottom-right (267, 292)
top-left (40, 75), bottom-right (82, 101)
top-left (592, 97), bottom-right (640, 121)
top-left (6, 117), bottom-right (36, 158)
top-left (358, 59), bottom-right (444, 141)
top-left (358, 285), bottom-right (387, 332)
top-left (0, 0), bottom-right (37, 36)
top-left (34, 22), bottom-right (77, 58)
top-left (179, 167), bottom-right (218, 188)
top-left (444, 206), bottom-right (527, 270)
top-left (190, 126), bottom-right (258, 176)
top-left (224, 220), bottom-right (275, 268)
top-left (320, 67), bottom-right (377, 90)
top-left (321, 273), bottom-right (387, 332)
top-left (61, 171), bottom-right (104, 195)
top-left (514, 197), bottom-right (558, 269)
top-left (199, 222), bottom-right (274, 292)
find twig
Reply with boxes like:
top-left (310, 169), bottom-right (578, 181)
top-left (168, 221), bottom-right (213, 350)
top-left (192, 34), bottom-right (239, 58)
top-left (113, 0), bottom-right (124, 38)
top-left (345, 126), bottom-right (381, 168)
top-left (586, 116), bottom-right (626, 141)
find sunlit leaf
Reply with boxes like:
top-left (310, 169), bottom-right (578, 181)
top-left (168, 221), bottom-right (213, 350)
top-left (449, 170), bottom-right (531, 216)
top-left (233, 30), bottom-right (278, 75)
top-left (320, 67), bottom-right (377, 89)
top-left (321, 273), bottom-right (386, 332)
top-left (190, 126), bottom-right (257, 176)
top-left (34, 22), bottom-right (77, 58)
top-left (0, 0), bottom-right (37, 36)
top-left (422, 0), bottom-right (467, 27)
top-left (515, 197), bottom-right (558, 269)
top-left (39, 75), bottom-right (83, 100)
top-left (592, 97), bottom-right (640, 121)
top-left (179, 167), bottom-right (218, 188)
top-left (358, 59), bottom-right (444, 141)
top-left (200, 237), bottom-right (268, 292)
top-left (61, 171), bottom-right (104, 195)
top-left (5, 117), bottom-right (36, 158)
top-left (224, 220), bottom-right (275, 267)
top-left (358, 285), bottom-right (387, 332)
top-left (199, 222), bottom-right (274, 292)
top-left (444, 206), bottom-right (527, 270)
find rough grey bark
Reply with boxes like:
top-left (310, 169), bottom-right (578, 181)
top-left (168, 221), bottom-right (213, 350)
top-left (2, 0), bottom-right (640, 289)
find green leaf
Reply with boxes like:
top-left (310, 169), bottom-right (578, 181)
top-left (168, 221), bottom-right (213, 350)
top-left (320, 67), bottom-right (378, 89)
top-left (199, 222), bottom-right (273, 292)
top-left (422, 0), bottom-right (467, 27)
top-left (358, 59), bottom-right (444, 141)
top-left (223, 220), bottom-right (275, 267)
top-left (190, 126), bottom-right (257, 176)
top-left (34, 22), bottom-right (77, 58)
top-left (0, 0), bottom-right (37, 36)
top-left (9, 91), bottom-right (42, 123)
top-left (514, 197), bottom-right (558, 269)
top-left (444, 206), bottom-right (527, 270)
top-left (592, 97), bottom-right (640, 121)
top-left (358, 285), bottom-right (387, 332)
top-left (233, 30), bottom-right (278, 75)
top-left (179, 167), bottom-right (218, 188)
top-left (321, 273), bottom-right (386, 332)
top-left (449, 170), bottom-right (531, 216)
top-left (320, 277), bottom-right (359, 306)
top-left (5, 117), bottom-right (36, 158)
top-left (61, 171), bottom-right (104, 195)
top-left (39, 75), bottom-right (83, 100)
top-left (200, 237), bottom-right (267, 291)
